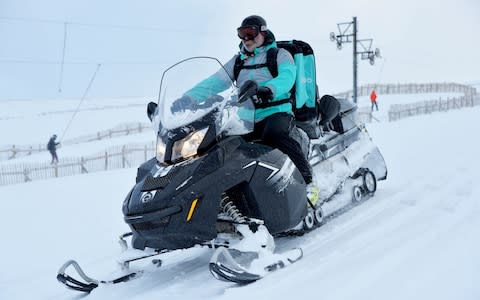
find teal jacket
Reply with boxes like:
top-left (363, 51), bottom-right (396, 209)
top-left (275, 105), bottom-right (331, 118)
top-left (186, 34), bottom-right (296, 122)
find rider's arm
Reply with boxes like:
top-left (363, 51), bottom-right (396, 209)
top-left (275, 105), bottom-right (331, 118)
top-left (185, 56), bottom-right (236, 102)
top-left (263, 49), bottom-right (296, 101)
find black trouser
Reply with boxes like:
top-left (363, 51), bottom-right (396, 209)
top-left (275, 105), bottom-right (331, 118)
top-left (244, 113), bottom-right (313, 184)
top-left (50, 150), bottom-right (58, 163)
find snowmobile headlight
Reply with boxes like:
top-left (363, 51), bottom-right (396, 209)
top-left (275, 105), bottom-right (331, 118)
top-left (156, 136), bottom-right (167, 164)
top-left (171, 128), bottom-right (208, 162)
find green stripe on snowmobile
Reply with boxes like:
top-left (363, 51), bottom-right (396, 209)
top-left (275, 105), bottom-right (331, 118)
top-left (293, 53), bottom-right (307, 109)
top-left (303, 54), bottom-right (316, 108)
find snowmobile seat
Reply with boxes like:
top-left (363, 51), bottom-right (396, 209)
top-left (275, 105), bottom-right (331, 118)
top-left (295, 95), bottom-right (342, 138)
top-left (313, 94), bottom-right (340, 134)
top-left (296, 116), bottom-right (320, 139)
top-left (319, 95), bottom-right (341, 127)
top-left (331, 97), bottom-right (358, 134)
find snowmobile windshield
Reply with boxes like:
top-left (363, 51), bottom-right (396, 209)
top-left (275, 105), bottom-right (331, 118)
top-left (152, 57), bottom-right (255, 164)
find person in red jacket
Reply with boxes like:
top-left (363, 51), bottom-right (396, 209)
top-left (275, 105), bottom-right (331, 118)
top-left (370, 89), bottom-right (379, 111)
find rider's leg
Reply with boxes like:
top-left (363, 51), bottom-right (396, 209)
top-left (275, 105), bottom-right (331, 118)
top-left (258, 113), bottom-right (313, 184)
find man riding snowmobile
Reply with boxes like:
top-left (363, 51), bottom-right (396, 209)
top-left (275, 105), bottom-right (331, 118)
top-left (172, 15), bottom-right (319, 204)
top-left (56, 16), bottom-right (388, 291)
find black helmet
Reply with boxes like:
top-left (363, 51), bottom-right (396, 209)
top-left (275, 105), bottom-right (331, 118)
top-left (53, 134), bottom-right (57, 139)
top-left (240, 15), bottom-right (268, 32)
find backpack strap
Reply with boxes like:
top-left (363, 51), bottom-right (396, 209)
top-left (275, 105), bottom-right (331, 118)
top-left (233, 47), bottom-right (279, 81)
top-left (254, 98), bottom-right (291, 109)
top-left (241, 63), bottom-right (269, 70)
top-left (265, 47), bottom-right (279, 78)
top-left (233, 55), bottom-right (243, 81)
top-left (233, 47), bottom-right (291, 109)
top-left (266, 46), bottom-right (297, 111)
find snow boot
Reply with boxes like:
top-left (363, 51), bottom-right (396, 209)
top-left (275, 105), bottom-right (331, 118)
top-left (306, 182), bottom-right (320, 206)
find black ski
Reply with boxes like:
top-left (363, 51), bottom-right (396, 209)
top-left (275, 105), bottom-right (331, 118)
top-left (209, 247), bottom-right (303, 284)
top-left (57, 260), bottom-right (143, 293)
top-left (57, 238), bottom-right (234, 293)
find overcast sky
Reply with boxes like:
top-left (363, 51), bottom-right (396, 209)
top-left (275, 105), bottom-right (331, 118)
top-left (0, 0), bottom-right (479, 100)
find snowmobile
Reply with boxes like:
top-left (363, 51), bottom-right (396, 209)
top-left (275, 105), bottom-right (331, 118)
top-left (57, 56), bottom-right (387, 292)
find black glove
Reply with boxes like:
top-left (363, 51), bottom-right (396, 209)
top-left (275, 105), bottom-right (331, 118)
top-left (238, 80), bottom-right (258, 103)
top-left (171, 95), bottom-right (195, 113)
top-left (256, 86), bottom-right (273, 104)
top-left (147, 101), bottom-right (158, 121)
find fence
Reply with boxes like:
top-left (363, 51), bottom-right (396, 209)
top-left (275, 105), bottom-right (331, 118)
top-left (0, 122), bottom-right (151, 161)
top-left (388, 94), bottom-right (480, 122)
top-left (0, 142), bottom-right (156, 186)
top-left (332, 82), bottom-right (478, 123)
top-left (334, 82), bottom-right (477, 99)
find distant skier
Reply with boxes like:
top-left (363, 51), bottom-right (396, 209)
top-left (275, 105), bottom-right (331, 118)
top-left (47, 134), bottom-right (60, 164)
top-left (370, 89), bottom-right (379, 111)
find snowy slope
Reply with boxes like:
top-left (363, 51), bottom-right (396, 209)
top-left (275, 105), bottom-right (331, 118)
top-left (0, 92), bottom-right (462, 165)
top-left (0, 97), bottom-right (155, 166)
top-left (1, 106), bottom-right (480, 300)
top-left (0, 97), bottom-right (149, 145)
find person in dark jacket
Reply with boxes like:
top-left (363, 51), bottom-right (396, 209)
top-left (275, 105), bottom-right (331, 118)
top-left (174, 15), bottom-right (319, 203)
top-left (47, 134), bottom-right (60, 164)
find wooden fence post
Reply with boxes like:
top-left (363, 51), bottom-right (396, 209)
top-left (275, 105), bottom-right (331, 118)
top-left (81, 157), bottom-right (88, 173)
top-left (10, 145), bottom-right (17, 160)
top-left (104, 151), bottom-right (108, 170)
top-left (54, 164), bottom-right (58, 177)
top-left (122, 146), bottom-right (126, 168)
top-left (23, 168), bottom-right (31, 182)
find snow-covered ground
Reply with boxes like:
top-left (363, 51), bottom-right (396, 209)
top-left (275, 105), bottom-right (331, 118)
top-left (0, 97), bottom-right (155, 165)
top-left (0, 97), bottom-right (149, 145)
top-left (0, 91), bottom-right (463, 166)
top-left (1, 99), bottom-right (479, 300)
top-left (0, 132), bottom-right (154, 166)
top-left (357, 92), bottom-right (464, 109)
top-left (356, 92), bottom-right (465, 122)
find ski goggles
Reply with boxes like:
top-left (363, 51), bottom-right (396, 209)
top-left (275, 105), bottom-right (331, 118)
top-left (237, 25), bottom-right (260, 41)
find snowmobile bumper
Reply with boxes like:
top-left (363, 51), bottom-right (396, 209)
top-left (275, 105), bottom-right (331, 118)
top-left (124, 205), bottom-right (182, 226)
